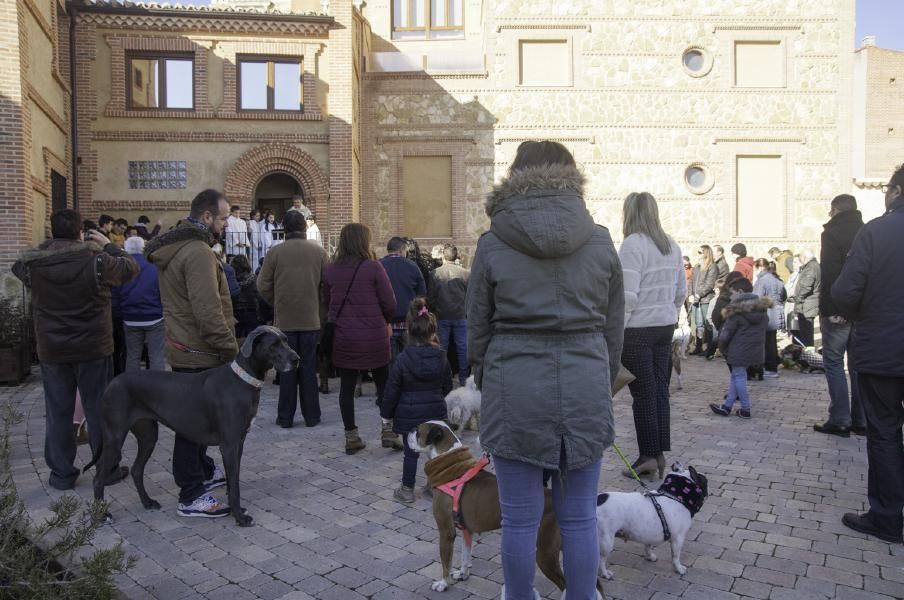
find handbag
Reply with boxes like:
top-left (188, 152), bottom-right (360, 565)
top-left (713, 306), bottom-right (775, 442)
top-left (321, 259), bottom-right (365, 360)
top-left (612, 364), bottom-right (636, 396)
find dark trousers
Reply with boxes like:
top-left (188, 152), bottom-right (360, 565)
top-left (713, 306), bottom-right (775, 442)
top-left (401, 432), bottom-right (419, 488)
top-left (764, 330), bottom-right (779, 372)
top-left (622, 325), bottom-right (674, 457)
top-left (796, 315), bottom-right (815, 347)
top-left (112, 318), bottom-right (126, 376)
top-left (171, 366), bottom-right (215, 504)
top-left (857, 374), bottom-right (904, 533)
top-left (278, 331), bottom-right (321, 425)
top-left (390, 330), bottom-right (406, 362)
top-left (40, 357), bottom-right (111, 488)
top-left (337, 366), bottom-right (388, 431)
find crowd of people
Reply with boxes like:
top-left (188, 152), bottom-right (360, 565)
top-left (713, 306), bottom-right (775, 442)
top-left (10, 140), bottom-right (904, 600)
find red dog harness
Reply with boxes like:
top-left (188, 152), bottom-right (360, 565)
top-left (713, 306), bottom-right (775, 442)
top-left (436, 455), bottom-right (490, 546)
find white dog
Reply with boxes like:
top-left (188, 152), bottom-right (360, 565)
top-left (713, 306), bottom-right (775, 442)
top-left (444, 375), bottom-right (481, 432)
top-left (596, 464), bottom-right (708, 579)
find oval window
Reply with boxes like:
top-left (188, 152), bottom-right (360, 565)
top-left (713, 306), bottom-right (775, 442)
top-left (683, 50), bottom-right (705, 73)
top-left (684, 164), bottom-right (713, 195)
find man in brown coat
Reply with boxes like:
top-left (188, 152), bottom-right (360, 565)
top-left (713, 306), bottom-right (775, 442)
top-left (146, 189), bottom-right (238, 518)
top-left (13, 209), bottom-right (138, 490)
top-left (257, 210), bottom-right (327, 428)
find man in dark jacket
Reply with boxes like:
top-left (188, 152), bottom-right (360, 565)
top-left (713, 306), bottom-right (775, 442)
top-left (429, 245), bottom-right (470, 385)
top-left (814, 195), bottom-right (865, 438)
top-left (113, 236), bottom-right (165, 372)
top-left (146, 189), bottom-right (237, 518)
top-left (12, 209), bottom-right (138, 490)
top-left (831, 165), bottom-right (904, 544)
top-left (713, 245), bottom-right (730, 289)
top-left (791, 249), bottom-right (820, 346)
top-left (380, 236), bottom-right (426, 360)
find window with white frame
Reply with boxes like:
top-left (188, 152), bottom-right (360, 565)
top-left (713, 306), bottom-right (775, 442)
top-left (238, 56), bottom-right (303, 112)
top-left (392, 0), bottom-right (464, 40)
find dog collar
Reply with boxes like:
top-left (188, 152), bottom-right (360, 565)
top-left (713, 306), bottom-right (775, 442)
top-left (230, 361), bottom-right (264, 389)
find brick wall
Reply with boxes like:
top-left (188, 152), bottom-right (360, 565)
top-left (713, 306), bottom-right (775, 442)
top-left (0, 1), bottom-right (32, 268)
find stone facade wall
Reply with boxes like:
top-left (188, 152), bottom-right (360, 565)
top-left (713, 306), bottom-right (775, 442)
top-left (859, 47), bottom-right (904, 180)
top-left (360, 0), bottom-right (855, 260)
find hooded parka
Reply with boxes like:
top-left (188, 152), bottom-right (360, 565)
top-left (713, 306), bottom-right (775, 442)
top-left (718, 293), bottom-right (772, 367)
top-left (467, 164), bottom-right (625, 472)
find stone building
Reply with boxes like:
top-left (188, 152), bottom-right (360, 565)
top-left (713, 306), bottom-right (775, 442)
top-left (853, 37), bottom-right (904, 222)
top-left (0, 0), bottom-right (857, 268)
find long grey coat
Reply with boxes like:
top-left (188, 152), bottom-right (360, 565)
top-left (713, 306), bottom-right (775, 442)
top-left (466, 164), bottom-right (625, 472)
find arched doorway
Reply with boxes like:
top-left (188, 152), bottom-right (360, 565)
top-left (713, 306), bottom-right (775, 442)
top-left (254, 172), bottom-right (303, 221)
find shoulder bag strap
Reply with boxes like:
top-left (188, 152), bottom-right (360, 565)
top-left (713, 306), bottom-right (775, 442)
top-left (335, 259), bottom-right (365, 321)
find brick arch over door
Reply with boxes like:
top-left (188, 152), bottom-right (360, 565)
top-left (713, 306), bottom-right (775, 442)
top-left (224, 143), bottom-right (329, 218)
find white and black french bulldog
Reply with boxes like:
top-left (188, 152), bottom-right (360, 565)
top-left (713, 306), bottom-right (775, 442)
top-left (596, 463), bottom-right (708, 579)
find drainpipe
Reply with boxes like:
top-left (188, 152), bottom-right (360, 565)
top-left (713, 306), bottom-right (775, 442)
top-left (68, 3), bottom-right (79, 211)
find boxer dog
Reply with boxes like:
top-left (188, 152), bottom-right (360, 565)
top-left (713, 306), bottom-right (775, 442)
top-left (596, 463), bottom-right (708, 579)
top-left (409, 421), bottom-right (577, 594)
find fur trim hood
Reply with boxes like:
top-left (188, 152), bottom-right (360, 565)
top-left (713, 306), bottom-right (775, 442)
top-left (485, 163), bottom-right (585, 217)
top-left (16, 238), bottom-right (105, 266)
top-left (484, 164), bottom-right (596, 259)
top-left (721, 293), bottom-right (774, 319)
top-left (145, 223), bottom-right (214, 270)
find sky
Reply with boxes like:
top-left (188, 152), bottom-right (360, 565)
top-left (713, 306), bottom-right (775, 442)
top-left (163, 0), bottom-right (904, 51)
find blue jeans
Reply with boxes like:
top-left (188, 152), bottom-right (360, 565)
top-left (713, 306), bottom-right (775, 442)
top-left (494, 456), bottom-right (601, 600)
top-left (724, 366), bottom-right (751, 411)
top-left (438, 319), bottom-right (469, 385)
top-left (820, 317), bottom-right (865, 428)
top-left (278, 331), bottom-right (321, 425)
top-left (401, 433), bottom-right (419, 488)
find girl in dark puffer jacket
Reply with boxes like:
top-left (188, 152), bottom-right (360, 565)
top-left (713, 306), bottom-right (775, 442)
top-left (710, 278), bottom-right (772, 419)
top-left (381, 298), bottom-right (453, 504)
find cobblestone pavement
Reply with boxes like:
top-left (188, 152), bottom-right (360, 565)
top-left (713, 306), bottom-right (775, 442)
top-left (4, 356), bottom-right (903, 600)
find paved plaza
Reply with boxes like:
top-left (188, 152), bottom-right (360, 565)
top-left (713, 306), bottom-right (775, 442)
top-left (3, 357), bottom-right (903, 600)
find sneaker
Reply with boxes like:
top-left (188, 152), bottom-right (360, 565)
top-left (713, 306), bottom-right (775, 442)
top-left (393, 485), bottom-right (415, 504)
top-left (177, 494), bottom-right (230, 518)
top-left (736, 409), bottom-right (752, 419)
top-left (763, 371), bottom-right (779, 379)
top-left (204, 466), bottom-right (227, 492)
top-left (709, 403), bottom-right (730, 416)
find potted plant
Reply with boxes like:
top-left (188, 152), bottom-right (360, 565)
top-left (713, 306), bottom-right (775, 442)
top-left (0, 274), bottom-right (32, 385)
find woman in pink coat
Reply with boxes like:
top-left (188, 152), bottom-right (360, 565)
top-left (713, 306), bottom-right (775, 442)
top-left (324, 223), bottom-right (396, 454)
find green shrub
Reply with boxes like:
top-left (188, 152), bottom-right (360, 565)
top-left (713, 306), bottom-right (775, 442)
top-left (0, 404), bottom-right (134, 599)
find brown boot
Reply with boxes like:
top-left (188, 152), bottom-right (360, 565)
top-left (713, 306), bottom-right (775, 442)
top-left (381, 421), bottom-right (404, 451)
top-left (345, 428), bottom-right (366, 455)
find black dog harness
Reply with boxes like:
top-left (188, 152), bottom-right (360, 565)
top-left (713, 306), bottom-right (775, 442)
top-left (644, 474), bottom-right (707, 541)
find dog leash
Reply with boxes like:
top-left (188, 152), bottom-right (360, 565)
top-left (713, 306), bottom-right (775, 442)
top-left (612, 443), bottom-right (672, 542)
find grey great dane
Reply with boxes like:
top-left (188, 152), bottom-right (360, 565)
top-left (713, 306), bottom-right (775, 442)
top-left (87, 326), bottom-right (299, 526)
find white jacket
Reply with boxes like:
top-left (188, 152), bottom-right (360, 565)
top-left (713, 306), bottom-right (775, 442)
top-left (619, 233), bottom-right (685, 328)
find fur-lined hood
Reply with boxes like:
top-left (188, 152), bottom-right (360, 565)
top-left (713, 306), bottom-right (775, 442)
top-left (145, 222), bottom-right (214, 270)
top-left (484, 164), bottom-right (596, 259)
top-left (16, 238), bottom-right (105, 266)
top-left (722, 293), bottom-right (774, 320)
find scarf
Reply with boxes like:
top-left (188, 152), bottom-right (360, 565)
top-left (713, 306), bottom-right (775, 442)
top-left (423, 447), bottom-right (477, 487)
top-left (658, 473), bottom-right (705, 516)
top-left (186, 216), bottom-right (209, 231)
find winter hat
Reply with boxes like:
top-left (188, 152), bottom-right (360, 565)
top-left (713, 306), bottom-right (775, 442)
top-left (730, 243), bottom-right (747, 257)
top-left (728, 278), bottom-right (753, 294)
